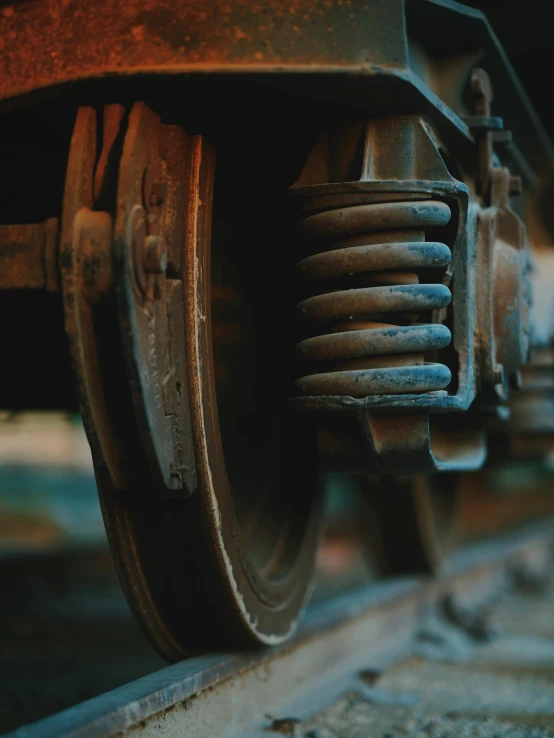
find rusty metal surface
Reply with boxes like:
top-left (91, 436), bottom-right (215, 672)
top-left (476, 166), bottom-right (532, 400)
top-left (0, 93), bottom-right (325, 657)
top-left (59, 106), bottom-right (124, 489)
top-left (467, 67), bottom-right (497, 197)
top-left (48, 101), bottom-right (325, 659)
top-left (0, 219), bottom-right (59, 292)
top-left (114, 103), bottom-right (197, 495)
top-left (59, 102), bottom-right (197, 496)
top-left (0, 0), bottom-right (405, 101)
top-left (0, 0), bottom-right (551, 189)
top-left (180, 129), bottom-right (323, 649)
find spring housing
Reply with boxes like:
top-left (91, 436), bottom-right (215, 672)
top-left (294, 198), bottom-right (453, 397)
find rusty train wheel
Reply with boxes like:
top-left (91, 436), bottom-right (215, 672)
top-left (61, 102), bottom-right (323, 660)
top-left (178, 133), bottom-right (324, 653)
top-left (363, 474), bottom-right (461, 575)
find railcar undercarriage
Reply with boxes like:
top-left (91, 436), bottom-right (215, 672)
top-left (1, 0), bottom-right (554, 660)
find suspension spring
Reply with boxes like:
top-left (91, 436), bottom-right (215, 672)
top-left (294, 199), bottom-right (454, 397)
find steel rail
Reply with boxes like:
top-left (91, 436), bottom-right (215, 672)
top-left (10, 519), bottom-right (554, 738)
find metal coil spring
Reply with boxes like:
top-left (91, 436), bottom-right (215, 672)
top-left (294, 200), bottom-right (453, 397)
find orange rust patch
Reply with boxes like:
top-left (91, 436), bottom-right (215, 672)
top-left (0, 0), bottom-right (394, 105)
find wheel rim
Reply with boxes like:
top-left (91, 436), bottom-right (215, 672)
top-left (183, 136), bottom-right (323, 642)
top-left (363, 474), bottom-right (461, 575)
top-left (61, 103), bottom-right (323, 659)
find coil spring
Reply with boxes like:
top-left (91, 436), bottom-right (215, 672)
top-left (294, 200), bottom-right (453, 397)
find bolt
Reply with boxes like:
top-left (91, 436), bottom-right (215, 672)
top-left (149, 180), bottom-right (168, 208)
top-left (143, 235), bottom-right (167, 300)
top-left (470, 69), bottom-right (494, 197)
top-left (471, 68), bottom-right (493, 116)
top-left (143, 235), bottom-right (168, 275)
top-left (169, 468), bottom-right (194, 497)
top-left (143, 162), bottom-right (168, 209)
top-left (131, 205), bottom-right (168, 300)
top-left (169, 469), bottom-right (184, 491)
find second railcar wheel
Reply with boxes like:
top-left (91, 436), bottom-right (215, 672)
top-left (61, 102), bottom-right (323, 660)
top-left (363, 474), bottom-right (461, 575)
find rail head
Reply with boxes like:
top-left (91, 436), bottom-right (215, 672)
top-left (9, 518), bottom-right (554, 738)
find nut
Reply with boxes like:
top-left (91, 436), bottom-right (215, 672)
top-left (131, 205), bottom-right (168, 299)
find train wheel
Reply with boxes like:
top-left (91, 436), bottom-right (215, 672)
top-left (363, 474), bottom-right (461, 575)
top-left (60, 102), bottom-right (323, 660)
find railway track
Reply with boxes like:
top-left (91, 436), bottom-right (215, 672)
top-left (9, 519), bottom-right (554, 738)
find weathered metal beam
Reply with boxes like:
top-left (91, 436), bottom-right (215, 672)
top-left (0, 0), bottom-right (407, 101)
top-left (1, 0), bottom-right (551, 183)
top-left (0, 219), bottom-right (59, 291)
